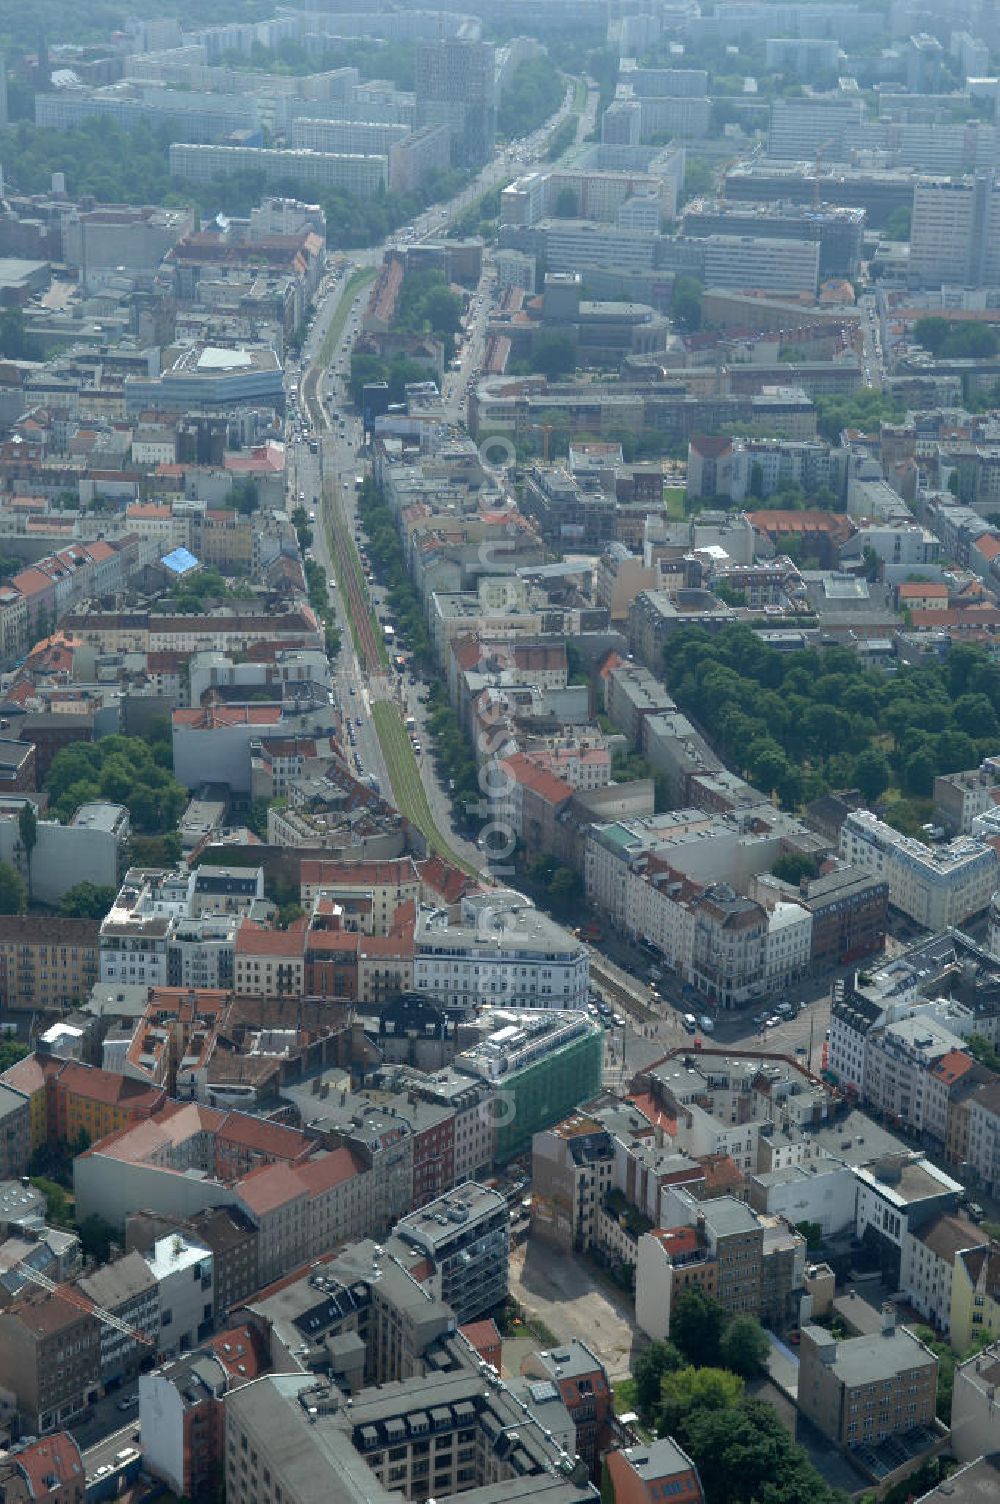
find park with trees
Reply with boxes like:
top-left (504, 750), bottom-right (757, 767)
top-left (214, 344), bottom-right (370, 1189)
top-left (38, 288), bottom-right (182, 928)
top-left (662, 626), bottom-right (1000, 828)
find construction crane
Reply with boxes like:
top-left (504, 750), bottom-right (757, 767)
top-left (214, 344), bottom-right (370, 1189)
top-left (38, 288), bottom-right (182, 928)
top-left (15, 1262), bottom-right (155, 1346)
top-left (814, 137), bottom-right (837, 209)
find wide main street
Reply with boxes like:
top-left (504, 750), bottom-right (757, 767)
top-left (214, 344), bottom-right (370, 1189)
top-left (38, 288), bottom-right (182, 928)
top-left (290, 84), bottom-right (588, 875)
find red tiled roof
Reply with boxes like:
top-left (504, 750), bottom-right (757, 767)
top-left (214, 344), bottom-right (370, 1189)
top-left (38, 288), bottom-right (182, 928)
top-left (931, 1049), bottom-right (975, 1086)
top-left (501, 752), bottom-right (573, 806)
top-left (300, 857), bottom-right (419, 887)
top-left (651, 1225), bottom-right (699, 1257)
top-left (293, 1146), bottom-right (361, 1194)
top-left (217, 1111), bottom-right (311, 1161)
top-left (208, 1322), bottom-right (268, 1382)
top-left (55, 1059), bottom-right (165, 1112)
top-left (173, 706), bottom-right (283, 728)
top-left (459, 1317), bottom-right (501, 1357)
top-left (6, 1432), bottom-right (83, 1496)
top-left (236, 1162), bottom-right (307, 1216)
top-left (417, 855), bottom-right (472, 905)
top-left (898, 582), bottom-right (948, 599)
top-left (235, 919), bottom-right (307, 957)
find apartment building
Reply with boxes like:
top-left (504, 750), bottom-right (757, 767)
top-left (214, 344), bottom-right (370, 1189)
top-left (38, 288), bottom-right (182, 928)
top-left (142, 1233), bottom-right (214, 1356)
top-left (289, 117), bottom-right (409, 156)
top-left (227, 1360), bottom-right (593, 1504)
top-left (520, 1341), bottom-right (613, 1482)
top-left (933, 764), bottom-right (1000, 835)
top-left (909, 173), bottom-right (1000, 288)
top-left (139, 1347), bottom-right (229, 1501)
top-left (635, 1224), bottom-right (721, 1342)
top-left (899, 1212), bottom-right (987, 1337)
top-left (796, 1312), bottom-right (937, 1449)
top-left (854, 1153), bottom-right (963, 1285)
top-left (391, 1183), bottom-right (508, 1324)
top-left (75, 1252), bottom-right (159, 1385)
top-left (862, 1014), bottom-right (969, 1134)
top-left (965, 1080), bottom-right (1000, 1197)
top-left (299, 857), bottom-right (421, 934)
top-left (0, 916), bottom-right (101, 1011)
top-left (0, 1432), bottom-right (86, 1502)
top-left (840, 810), bottom-right (998, 928)
top-left (605, 1439), bottom-right (705, 1504)
top-left (767, 94), bottom-right (866, 158)
top-left (531, 1114), bottom-right (615, 1254)
top-left (453, 1010), bottom-right (604, 1162)
top-left (233, 920), bottom-right (306, 998)
top-left (951, 1243), bottom-right (1000, 1350)
top-left (0, 1084), bottom-right (30, 1180)
top-left (168, 143), bottom-right (388, 196)
top-left (699, 234), bottom-right (821, 295)
top-left (637, 1191), bottom-right (765, 1342)
top-left (415, 36), bottom-right (496, 167)
top-left (951, 1338), bottom-right (1000, 1462)
top-left (126, 1205), bottom-right (259, 1326)
top-left (413, 892), bottom-right (589, 1012)
top-left (0, 1293), bottom-right (101, 1434)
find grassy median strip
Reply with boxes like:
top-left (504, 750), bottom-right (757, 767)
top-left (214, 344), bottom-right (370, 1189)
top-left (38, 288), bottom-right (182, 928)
top-left (372, 702), bottom-right (480, 878)
top-left (319, 265), bottom-right (376, 369)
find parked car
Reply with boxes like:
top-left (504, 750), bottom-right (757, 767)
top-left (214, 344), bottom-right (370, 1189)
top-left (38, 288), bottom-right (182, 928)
top-left (681, 1013), bottom-right (697, 1034)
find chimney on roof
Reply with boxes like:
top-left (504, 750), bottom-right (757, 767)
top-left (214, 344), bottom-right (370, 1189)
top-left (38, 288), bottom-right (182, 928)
top-left (881, 1302), bottom-right (896, 1337)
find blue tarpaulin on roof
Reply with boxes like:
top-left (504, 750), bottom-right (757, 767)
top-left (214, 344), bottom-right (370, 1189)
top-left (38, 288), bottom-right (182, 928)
top-left (161, 547), bottom-right (200, 576)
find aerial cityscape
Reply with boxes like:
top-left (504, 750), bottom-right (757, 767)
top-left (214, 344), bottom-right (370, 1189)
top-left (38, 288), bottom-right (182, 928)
top-left (4, 2), bottom-right (1000, 1503)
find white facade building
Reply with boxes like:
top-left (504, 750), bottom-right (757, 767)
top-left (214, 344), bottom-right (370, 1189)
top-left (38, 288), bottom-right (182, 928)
top-left (412, 892), bottom-right (589, 1011)
top-left (143, 1233), bottom-right (214, 1355)
top-left (840, 810), bottom-right (998, 929)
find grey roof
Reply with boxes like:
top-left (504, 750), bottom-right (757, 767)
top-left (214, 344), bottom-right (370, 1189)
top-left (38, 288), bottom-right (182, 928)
top-left (808, 1108), bottom-right (911, 1167)
top-left (699, 1196), bottom-right (762, 1238)
top-left (77, 1251), bottom-right (156, 1309)
top-left (0, 1084), bottom-right (27, 1121)
top-left (528, 1340), bottom-right (606, 1383)
top-left (805, 1324), bottom-right (937, 1387)
top-left (616, 1438), bottom-right (696, 1482)
top-left (394, 1183), bottom-right (506, 1252)
top-left (0, 1181), bottom-right (45, 1227)
top-left (144, 1348), bottom-right (227, 1410)
top-left (913, 1456), bottom-right (1000, 1504)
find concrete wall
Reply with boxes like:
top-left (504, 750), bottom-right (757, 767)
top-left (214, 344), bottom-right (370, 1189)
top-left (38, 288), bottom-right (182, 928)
top-left (75, 1152), bottom-right (236, 1229)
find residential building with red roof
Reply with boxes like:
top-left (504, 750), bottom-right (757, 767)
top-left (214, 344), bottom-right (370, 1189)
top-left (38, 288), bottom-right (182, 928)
top-left (897, 580), bottom-right (949, 612)
top-left (299, 856), bottom-right (421, 934)
top-left (459, 1317), bottom-right (501, 1370)
top-left (234, 918), bottom-right (307, 998)
top-left (635, 1224), bottom-right (720, 1342)
top-left (606, 1439), bottom-right (705, 1504)
top-left (0, 1431), bottom-right (85, 1504)
top-left (49, 1058), bottom-right (167, 1148)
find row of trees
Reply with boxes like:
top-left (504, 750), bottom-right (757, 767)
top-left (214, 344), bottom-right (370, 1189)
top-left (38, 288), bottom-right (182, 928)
top-left (425, 683), bottom-right (479, 818)
top-left (663, 626), bottom-right (1000, 810)
top-left (356, 477), bottom-right (433, 666)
